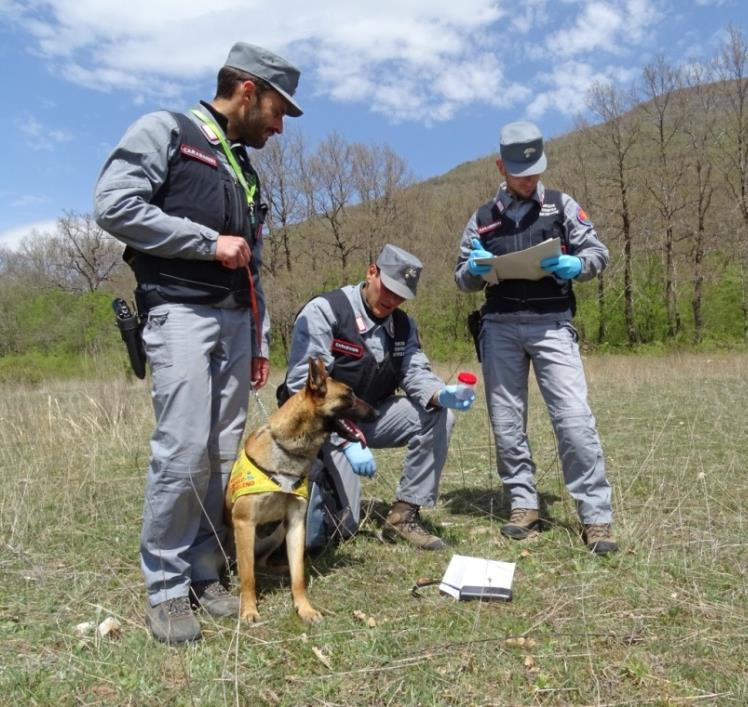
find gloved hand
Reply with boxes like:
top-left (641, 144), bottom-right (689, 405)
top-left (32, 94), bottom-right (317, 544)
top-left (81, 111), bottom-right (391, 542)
top-left (437, 385), bottom-right (476, 411)
top-left (467, 237), bottom-right (493, 276)
top-left (343, 441), bottom-right (376, 477)
top-left (540, 254), bottom-right (582, 280)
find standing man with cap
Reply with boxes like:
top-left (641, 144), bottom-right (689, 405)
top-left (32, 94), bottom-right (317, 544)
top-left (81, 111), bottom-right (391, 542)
top-left (454, 121), bottom-right (618, 555)
top-left (94, 42), bottom-right (303, 643)
top-left (278, 244), bottom-right (475, 551)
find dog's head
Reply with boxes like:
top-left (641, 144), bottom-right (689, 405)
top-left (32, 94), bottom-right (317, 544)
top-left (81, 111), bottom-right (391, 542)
top-left (305, 357), bottom-right (378, 446)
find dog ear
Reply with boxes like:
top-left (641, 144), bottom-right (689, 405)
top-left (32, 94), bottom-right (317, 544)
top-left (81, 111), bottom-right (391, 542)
top-left (306, 356), bottom-right (328, 396)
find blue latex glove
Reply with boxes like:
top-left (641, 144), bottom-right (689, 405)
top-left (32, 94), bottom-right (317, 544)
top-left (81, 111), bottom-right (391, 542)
top-left (467, 237), bottom-right (492, 276)
top-left (437, 385), bottom-right (476, 411)
top-left (540, 254), bottom-right (582, 280)
top-left (343, 441), bottom-right (376, 477)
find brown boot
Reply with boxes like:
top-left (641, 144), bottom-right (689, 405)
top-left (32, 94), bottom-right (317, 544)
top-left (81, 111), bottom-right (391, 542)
top-left (383, 501), bottom-right (446, 551)
top-left (583, 523), bottom-right (619, 555)
top-left (501, 508), bottom-right (540, 540)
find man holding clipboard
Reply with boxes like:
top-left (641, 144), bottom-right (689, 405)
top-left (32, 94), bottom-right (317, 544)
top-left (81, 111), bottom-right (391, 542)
top-left (454, 121), bottom-right (618, 555)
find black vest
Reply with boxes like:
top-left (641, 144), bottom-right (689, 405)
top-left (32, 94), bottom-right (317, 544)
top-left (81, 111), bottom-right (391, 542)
top-left (125, 112), bottom-right (265, 306)
top-left (277, 288), bottom-right (411, 407)
top-left (476, 189), bottom-right (575, 315)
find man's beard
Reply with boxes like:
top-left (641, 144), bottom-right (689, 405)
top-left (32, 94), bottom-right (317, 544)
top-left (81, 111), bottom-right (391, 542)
top-left (238, 106), bottom-right (267, 149)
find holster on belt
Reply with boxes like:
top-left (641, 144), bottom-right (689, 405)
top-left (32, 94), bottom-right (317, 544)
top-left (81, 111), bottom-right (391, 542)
top-left (467, 309), bottom-right (482, 363)
top-left (112, 296), bottom-right (146, 379)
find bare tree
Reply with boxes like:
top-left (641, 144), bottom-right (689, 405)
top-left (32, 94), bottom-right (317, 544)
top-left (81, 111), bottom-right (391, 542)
top-left (1, 214), bottom-right (124, 293)
top-left (252, 130), bottom-right (306, 274)
top-left (641, 56), bottom-right (689, 338)
top-left (682, 62), bottom-right (717, 342)
top-left (350, 143), bottom-right (412, 263)
top-left (56, 212), bottom-right (124, 292)
top-left (713, 24), bottom-right (748, 338)
top-left (588, 81), bottom-right (642, 345)
top-left (305, 133), bottom-right (357, 269)
top-left (555, 115), bottom-right (609, 344)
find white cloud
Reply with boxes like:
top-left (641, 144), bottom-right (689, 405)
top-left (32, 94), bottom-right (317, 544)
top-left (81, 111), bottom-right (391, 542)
top-left (1, 0), bottom-right (675, 127)
top-left (545, 0), bottom-right (662, 59)
top-left (10, 194), bottom-right (47, 208)
top-left (0, 219), bottom-right (58, 251)
top-left (4, 0), bottom-right (510, 122)
top-left (15, 114), bottom-right (74, 150)
top-left (508, 0), bottom-right (550, 35)
top-left (525, 60), bottom-right (637, 119)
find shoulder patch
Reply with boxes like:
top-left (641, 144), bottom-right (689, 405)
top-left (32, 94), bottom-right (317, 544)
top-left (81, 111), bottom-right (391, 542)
top-left (476, 220), bottom-right (501, 235)
top-left (180, 144), bottom-right (218, 168)
top-left (198, 122), bottom-right (221, 145)
top-left (576, 206), bottom-right (592, 226)
top-left (331, 338), bottom-right (364, 358)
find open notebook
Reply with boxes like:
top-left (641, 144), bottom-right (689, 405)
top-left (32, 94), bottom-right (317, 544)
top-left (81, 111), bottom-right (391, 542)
top-left (439, 554), bottom-right (516, 602)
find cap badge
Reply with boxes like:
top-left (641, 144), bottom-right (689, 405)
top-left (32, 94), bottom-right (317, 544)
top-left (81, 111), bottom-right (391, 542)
top-left (404, 266), bottom-right (417, 284)
top-left (523, 147), bottom-right (537, 158)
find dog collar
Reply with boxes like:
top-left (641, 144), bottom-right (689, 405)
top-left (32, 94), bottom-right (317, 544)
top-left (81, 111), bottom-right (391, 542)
top-left (228, 450), bottom-right (309, 504)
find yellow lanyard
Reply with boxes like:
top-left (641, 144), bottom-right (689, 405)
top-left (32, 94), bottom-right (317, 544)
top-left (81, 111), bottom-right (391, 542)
top-left (190, 109), bottom-right (257, 206)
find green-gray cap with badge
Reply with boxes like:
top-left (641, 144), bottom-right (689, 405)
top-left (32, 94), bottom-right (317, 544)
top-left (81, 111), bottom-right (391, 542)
top-left (376, 244), bottom-right (422, 300)
top-left (499, 121), bottom-right (547, 176)
top-left (224, 42), bottom-right (303, 117)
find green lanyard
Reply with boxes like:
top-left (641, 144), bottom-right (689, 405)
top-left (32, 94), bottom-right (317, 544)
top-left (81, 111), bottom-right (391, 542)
top-left (191, 109), bottom-right (257, 206)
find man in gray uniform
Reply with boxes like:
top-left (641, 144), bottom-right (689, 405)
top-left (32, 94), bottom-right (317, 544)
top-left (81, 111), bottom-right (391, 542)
top-left (94, 43), bottom-right (303, 643)
top-left (280, 244), bottom-right (475, 551)
top-left (454, 121), bottom-right (618, 554)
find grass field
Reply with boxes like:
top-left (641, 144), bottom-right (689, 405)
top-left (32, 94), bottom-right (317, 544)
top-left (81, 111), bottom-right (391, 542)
top-left (1, 352), bottom-right (746, 706)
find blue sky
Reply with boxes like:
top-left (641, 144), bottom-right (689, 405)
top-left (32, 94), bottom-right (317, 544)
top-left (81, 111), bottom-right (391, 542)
top-left (0, 0), bottom-right (745, 249)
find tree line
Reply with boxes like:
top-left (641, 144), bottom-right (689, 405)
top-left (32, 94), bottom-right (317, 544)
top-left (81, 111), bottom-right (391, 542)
top-left (1, 24), bottom-right (746, 374)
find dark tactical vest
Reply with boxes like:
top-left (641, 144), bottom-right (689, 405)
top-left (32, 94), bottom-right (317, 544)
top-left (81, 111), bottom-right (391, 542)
top-left (124, 112), bottom-right (265, 306)
top-left (277, 288), bottom-right (411, 407)
top-left (476, 189), bottom-right (575, 315)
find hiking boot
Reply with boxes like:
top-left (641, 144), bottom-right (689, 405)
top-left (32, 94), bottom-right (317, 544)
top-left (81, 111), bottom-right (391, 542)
top-left (145, 596), bottom-right (201, 644)
top-left (584, 523), bottom-right (619, 555)
top-left (501, 508), bottom-right (540, 540)
top-left (383, 501), bottom-right (446, 551)
top-left (190, 580), bottom-right (240, 617)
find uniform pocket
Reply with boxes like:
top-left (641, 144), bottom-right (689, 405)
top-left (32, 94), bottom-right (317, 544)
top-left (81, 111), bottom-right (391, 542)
top-left (142, 309), bottom-right (181, 385)
top-left (561, 321), bottom-right (579, 343)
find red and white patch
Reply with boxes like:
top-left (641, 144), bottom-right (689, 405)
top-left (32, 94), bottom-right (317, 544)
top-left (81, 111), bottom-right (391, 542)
top-left (355, 315), bottom-right (367, 333)
top-left (576, 206), bottom-right (592, 226)
top-left (199, 122), bottom-right (221, 144)
top-left (477, 220), bottom-right (501, 235)
top-left (331, 338), bottom-right (364, 358)
top-left (180, 144), bottom-right (218, 168)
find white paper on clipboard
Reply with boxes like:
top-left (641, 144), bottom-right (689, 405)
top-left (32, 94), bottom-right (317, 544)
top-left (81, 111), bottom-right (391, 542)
top-left (475, 238), bottom-right (561, 283)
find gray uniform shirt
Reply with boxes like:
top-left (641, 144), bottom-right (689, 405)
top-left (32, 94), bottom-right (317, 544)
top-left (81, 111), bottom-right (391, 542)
top-left (93, 105), bottom-right (270, 355)
top-left (454, 181), bottom-right (609, 323)
top-left (286, 284), bottom-right (444, 442)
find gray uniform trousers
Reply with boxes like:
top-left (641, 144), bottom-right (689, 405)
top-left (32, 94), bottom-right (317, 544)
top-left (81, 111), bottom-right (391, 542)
top-left (140, 302), bottom-right (251, 606)
top-left (311, 395), bottom-right (455, 538)
top-left (480, 318), bottom-right (612, 524)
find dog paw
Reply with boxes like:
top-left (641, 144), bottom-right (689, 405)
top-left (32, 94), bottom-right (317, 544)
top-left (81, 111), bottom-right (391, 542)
top-left (297, 606), bottom-right (323, 624)
top-left (240, 607), bottom-right (261, 623)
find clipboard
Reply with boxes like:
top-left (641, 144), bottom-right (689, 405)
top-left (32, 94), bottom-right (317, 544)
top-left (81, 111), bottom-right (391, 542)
top-left (475, 238), bottom-right (561, 283)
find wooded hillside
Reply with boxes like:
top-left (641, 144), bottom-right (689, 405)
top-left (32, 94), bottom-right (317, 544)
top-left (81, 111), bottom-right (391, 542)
top-left (1, 25), bottom-right (746, 378)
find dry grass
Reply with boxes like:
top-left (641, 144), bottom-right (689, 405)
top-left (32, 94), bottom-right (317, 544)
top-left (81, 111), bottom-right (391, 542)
top-left (0, 352), bottom-right (746, 705)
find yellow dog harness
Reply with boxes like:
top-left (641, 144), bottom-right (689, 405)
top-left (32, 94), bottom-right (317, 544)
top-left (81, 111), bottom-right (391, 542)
top-left (228, 449), bottom-right (309, 505)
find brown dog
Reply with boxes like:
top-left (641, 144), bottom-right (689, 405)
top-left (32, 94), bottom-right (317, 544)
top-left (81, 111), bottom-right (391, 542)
top-left (225, 357), bottom-right (377, 623)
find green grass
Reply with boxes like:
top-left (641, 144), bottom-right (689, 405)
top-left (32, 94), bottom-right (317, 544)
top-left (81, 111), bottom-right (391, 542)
top-left (1, 354), bottom-right (746, 705)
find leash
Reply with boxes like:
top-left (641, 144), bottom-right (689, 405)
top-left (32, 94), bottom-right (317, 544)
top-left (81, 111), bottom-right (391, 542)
top-left (251, 385), bottom-right (271, 421)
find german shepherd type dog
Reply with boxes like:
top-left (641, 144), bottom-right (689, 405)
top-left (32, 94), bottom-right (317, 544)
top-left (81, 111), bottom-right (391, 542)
top-left (225, 357), bottom-right (377, 623)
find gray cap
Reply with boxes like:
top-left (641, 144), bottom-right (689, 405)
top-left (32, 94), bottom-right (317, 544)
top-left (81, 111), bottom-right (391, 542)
top-left (499, 121), bottom-right (547, 176)
top-left (224, 42), bottom-right (303, 117)
top-left (376, 244), bottom-right (422, 300)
